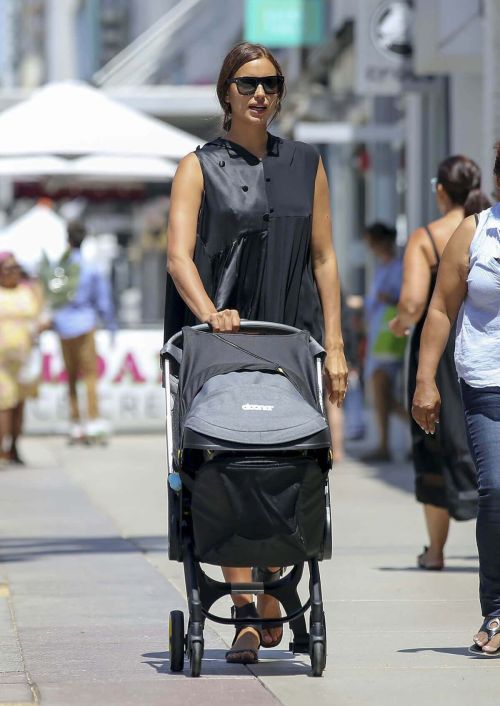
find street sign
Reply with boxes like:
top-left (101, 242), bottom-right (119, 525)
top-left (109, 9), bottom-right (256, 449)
top-left (356, 0), bottom-right (414, 96)
top-left (244, 0), bottom-right (325, 47)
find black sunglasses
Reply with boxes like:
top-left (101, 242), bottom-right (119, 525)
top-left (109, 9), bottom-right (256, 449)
top-left (227, 75), bottom-right (284, 96)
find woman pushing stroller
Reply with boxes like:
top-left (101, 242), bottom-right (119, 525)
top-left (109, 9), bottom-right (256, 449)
top-left (164, 42), bottom-right (347, 664)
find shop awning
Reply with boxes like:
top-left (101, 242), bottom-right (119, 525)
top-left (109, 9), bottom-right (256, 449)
top-left (0, 81), bottom-right (199, 161)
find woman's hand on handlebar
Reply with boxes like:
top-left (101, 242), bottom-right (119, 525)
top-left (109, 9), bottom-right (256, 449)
top-left (202, 309), bottom-right (240, 332)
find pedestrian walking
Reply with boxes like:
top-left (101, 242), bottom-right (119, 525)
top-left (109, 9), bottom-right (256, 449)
top-left (45, 221), bottom-right (116, 444)
top-left (0, 253), bottom-right (44, 466)
top-left (412, 144), bottom-right (500, 655)
top-left (164, 41), bottom-right (348, 664)
top-left (391, 156), bottom-right (486, 572)
top-left (362, 222), bottom-right (407, 462)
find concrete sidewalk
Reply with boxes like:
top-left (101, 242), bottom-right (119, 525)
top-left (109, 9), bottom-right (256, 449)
top-left (0, 434), bottom-right (497, 706)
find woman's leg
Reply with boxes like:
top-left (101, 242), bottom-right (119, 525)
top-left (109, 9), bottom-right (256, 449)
top-left (256, 566), bottom-right (282, 646)
top-left (0, 408), bottom-right (13, 462)
top-left (223, 567), bottom-right (282, 649)
top-left (222, 567), bottom-right (260, 656)
top-left (361, 368), bottom-right (391, 461)
top-left (372, 368), bottom-right (390, 455)
top-left (222, 567), bottom-right (254, 608)
top-left (461, 382), bottom-right (500, 653)
top-left (421, 504), bottom-right (449, 566)
top-left (9, 401), bottom-right (24, 463)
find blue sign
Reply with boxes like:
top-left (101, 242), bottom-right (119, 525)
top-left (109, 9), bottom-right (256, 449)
top-left (244, 0), bottom-right (325, 47)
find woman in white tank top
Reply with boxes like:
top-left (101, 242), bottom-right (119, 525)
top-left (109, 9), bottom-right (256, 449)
top-left (413, 142), bottom-right (500, 656)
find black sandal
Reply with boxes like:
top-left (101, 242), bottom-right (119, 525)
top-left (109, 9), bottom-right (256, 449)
top-left (469, 617), bottom-right (500, 656)
top-left (253, 567), bottom-right (284, 649)
top-left (417, 546), bottom-right (443, 571)
top-left (225, 602), bottom-right (262, 664)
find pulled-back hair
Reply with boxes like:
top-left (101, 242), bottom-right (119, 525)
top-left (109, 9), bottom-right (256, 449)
top-left (494, 141), bottom-right (500, 179)
top-left (436, 155), bottom-right (489, 217)
top-left (216, 42), bottom-right (285, 132)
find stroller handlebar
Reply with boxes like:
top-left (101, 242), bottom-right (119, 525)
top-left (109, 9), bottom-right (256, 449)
top-left (160, 320), bottom-right (320, 366)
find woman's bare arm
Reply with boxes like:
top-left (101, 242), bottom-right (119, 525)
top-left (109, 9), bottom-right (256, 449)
top-left (416, 216), bottom-right (474, 381)
top-left (311, 158), bottom-right (348, 405)
top-left (411, 215), bottom-right (475, 432)
top-left (389, 228), bottom-right (432, 336)
top-left (166, 153), bottom-right (239, 331)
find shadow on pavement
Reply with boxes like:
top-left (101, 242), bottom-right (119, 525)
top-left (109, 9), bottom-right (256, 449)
top-left (142, 649), bottom-right (310, 676)
top-left (398, 646), bottom-right (491, 659)
top-left (378, 565), bottom-right (479, 573)
top-left (0, 535), bottom-right (167, 562)
top-left (344, 453), bottom-right (415, 496)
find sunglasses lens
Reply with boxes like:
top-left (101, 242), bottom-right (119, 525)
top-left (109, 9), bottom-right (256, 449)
top-left (236, 78), bottom-right (258, 95)
top-left (233, 76), bottom-right (284, 95)
top-left (262, 76), bottom-right (281, 94)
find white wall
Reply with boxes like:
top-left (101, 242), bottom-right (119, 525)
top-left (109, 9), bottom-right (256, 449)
top-left (449, 73), bottom-right (482, 164)
top-left (482, 0), bottom-right (500, 194)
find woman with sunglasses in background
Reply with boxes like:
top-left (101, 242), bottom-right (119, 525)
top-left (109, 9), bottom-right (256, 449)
top-left (390, 156), bottom-right (489, 571)
top-left (412, 143), bottom-right (500, 655)
top-left (164, 42), bottom-right (347, 664)
top-left (0, 252), bottom-right (44, 466)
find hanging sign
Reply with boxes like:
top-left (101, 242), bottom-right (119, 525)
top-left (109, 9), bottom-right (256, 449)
top-left (244, 0), bottom-right (325, 47)
top-left (356, 0), bottom-right (415, 96)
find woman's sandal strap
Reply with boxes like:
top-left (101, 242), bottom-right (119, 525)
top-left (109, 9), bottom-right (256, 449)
top-left (230, 602), bottom-right (262, 645)
top-left (469, 617), bottom-right (500, 655)
top-left (225, 603), bottom-right (262, 663)
top-left (481, 617), bottom-right (500, 639)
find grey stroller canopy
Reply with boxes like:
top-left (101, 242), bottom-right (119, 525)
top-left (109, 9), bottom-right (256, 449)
top-left (171, 325), bottom-right (329, 453)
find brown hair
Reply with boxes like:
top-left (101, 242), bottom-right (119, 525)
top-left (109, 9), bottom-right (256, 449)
top-left (436, 155), bottom-right (490, 217)
top-left (494, 141), bottom-right (500, 179)
top-left (216, 42), bottom-right (285, 132)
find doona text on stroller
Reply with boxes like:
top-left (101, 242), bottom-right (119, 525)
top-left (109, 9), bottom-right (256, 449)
top-left (160, 321), bottom-right (333, 677)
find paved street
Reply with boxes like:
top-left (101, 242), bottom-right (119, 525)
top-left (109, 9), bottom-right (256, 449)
top-left (0, 433), bottom-right (497, 706)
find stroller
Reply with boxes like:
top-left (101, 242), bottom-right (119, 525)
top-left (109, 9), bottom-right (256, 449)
top-left (160, 321), bottom-right (333, 677)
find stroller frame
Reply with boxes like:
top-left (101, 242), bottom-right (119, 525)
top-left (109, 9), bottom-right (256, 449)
top-left (161, 322), bottom-right (332, 677)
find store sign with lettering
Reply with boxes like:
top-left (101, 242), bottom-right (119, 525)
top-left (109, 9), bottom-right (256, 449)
top-left (24, 330), bottom-right (165, 433)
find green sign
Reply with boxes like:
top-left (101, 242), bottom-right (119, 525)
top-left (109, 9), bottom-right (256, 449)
top-left (244, 0), bottom-right (325, 47)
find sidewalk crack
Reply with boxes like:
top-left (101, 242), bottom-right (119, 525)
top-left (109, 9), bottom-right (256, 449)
top-left (1, 576), bottom-right (41, 704)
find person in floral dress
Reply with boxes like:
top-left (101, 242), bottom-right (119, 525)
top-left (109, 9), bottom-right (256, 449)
top-left (0, 252), bottom-right (42, 465)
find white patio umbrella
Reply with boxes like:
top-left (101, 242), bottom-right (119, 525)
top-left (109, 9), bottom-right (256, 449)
top-left (67, 155), bottom-right (177, 181)
top-left (0, 81), bottom-right (199, 162)
top-left (0, 154), bottom-right (177, 182)
top-left (0, 203), bottom-right (67, 275)
top-left (0, 156), bottom-right (68, 177)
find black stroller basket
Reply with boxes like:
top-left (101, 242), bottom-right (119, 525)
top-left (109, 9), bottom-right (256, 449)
top-left (161, 321), bottom-right (333, 677)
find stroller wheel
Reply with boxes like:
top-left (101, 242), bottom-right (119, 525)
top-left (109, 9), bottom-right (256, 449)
top-left (169, 610), bottom-right (185, 672)
top-left (189, 640), bottom-right (203, 677)
top-left (310, 640), bottom-right (326, 677)
top-left (310, 613), bottom-right (327, 677)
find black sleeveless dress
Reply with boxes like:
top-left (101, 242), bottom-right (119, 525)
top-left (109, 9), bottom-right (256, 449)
top-left (407, 227), bottom-right (477, 521)
top-left (164, 133), bottom-right (323, 344)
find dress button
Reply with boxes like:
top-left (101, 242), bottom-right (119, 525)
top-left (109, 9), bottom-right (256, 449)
top-left (219, 160), bottom-right (225, 167)
top-left (242, 185), bottom-right (248, 192)
top-left (263, 213), bottom-right (270, 222)
top-left (270, 208), bottom-right (274, 213)
top-left (266, 177), bottom-right (271, 182)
